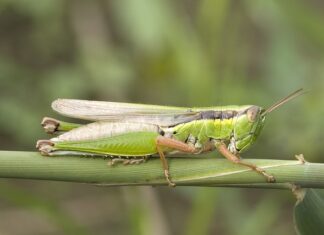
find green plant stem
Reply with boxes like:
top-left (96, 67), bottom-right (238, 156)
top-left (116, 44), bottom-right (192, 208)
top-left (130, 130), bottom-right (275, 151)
top-left (0, 151), bottom-right (323, 189)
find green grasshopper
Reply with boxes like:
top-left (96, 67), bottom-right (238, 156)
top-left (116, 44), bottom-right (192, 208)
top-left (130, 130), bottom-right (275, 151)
top-left (36, 89), bottom-right (304, 186)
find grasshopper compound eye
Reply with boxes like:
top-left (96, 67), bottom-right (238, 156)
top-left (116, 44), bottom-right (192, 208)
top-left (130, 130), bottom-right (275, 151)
top-left (246, 106), bottom-right (260, 122)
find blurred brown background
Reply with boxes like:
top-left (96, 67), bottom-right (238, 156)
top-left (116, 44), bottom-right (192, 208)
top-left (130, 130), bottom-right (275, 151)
top-left (0, 0), bottom-right (323, 234)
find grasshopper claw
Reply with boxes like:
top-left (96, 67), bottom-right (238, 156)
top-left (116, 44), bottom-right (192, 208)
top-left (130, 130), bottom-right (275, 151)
top-left (266, 174), bottom-right (276, 183)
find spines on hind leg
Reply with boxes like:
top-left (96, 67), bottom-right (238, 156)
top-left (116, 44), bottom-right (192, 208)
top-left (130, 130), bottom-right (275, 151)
top-left (108, 156), bottom-right (149, 166)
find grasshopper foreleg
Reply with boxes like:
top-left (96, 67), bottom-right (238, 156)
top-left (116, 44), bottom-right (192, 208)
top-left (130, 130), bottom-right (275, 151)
top-left (215, 141), bottom-right (275, 183)
top-left (156, 136), bottom-right (197, 187)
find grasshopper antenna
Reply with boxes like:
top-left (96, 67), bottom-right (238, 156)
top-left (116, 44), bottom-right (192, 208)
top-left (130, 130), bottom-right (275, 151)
top-left (262, 88), bottom-right (306, 116)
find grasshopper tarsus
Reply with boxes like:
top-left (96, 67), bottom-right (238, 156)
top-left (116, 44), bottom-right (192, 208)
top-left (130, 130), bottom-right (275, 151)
top-left (164, 170), bottom-right (176, 187)
top-left (108, 157), bottom-right (147, 166)
top-left (108, 158), bottom-right (124, 166)
top-left (267, 175), bottom-right (276, 183)
top-left (257, 168), bottom-right (276, 183)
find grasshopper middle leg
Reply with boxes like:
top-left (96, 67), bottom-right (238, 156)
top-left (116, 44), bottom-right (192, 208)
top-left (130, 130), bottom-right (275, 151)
top-left (156, 136), bottom-right (197, 187)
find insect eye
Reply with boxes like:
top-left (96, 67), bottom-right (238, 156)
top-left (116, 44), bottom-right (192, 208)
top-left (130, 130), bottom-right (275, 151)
top-left (247, 106), bottom-right (259, 122)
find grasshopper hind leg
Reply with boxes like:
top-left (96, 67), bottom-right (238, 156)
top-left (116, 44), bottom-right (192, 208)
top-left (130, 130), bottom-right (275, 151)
top-left (37, 130), bottom-right (200, 187)
top-left (36, 140), bottom-right (103, 157)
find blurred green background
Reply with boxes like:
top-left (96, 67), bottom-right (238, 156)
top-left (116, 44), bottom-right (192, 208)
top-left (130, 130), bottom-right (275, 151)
top-left (0, 0), bottom-right (323, 234)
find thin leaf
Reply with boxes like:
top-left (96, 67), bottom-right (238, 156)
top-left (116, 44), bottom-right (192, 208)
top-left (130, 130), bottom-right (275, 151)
top-left (294, 189), bottom-right (324, 235)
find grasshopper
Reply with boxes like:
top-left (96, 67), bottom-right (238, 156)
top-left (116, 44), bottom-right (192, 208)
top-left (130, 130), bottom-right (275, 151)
top-left (36, 89), bottom-right (304, 186)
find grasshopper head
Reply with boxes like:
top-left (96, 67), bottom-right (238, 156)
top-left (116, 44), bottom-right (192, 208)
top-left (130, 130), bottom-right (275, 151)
top-left (233, 105), bottom-right (266, 153)
top-left (233, 89), bottom-right (305, 153)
